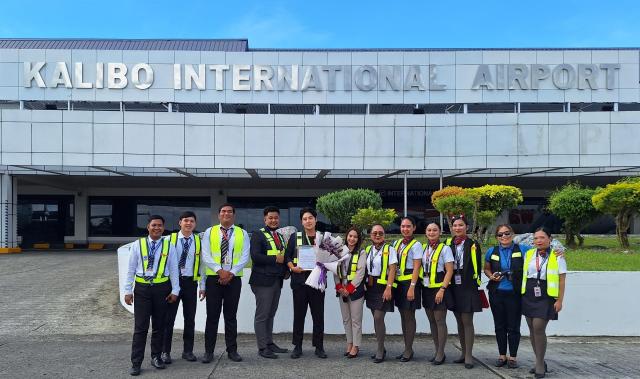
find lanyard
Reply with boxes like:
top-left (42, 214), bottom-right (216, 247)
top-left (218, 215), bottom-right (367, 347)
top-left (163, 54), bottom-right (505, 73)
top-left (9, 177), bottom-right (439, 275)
top-left (221, 227), bottom-right (233, 241)
top-left (424, 245), bottom-right (434, 274)
top-left (535, 252), bottom-right (549, 283)
top-left (148, 238), bottom-right (161, 257)
top-left (500, 245), bottom-right (513, 270)
top-left (369, 245), bottom-right (382, 274)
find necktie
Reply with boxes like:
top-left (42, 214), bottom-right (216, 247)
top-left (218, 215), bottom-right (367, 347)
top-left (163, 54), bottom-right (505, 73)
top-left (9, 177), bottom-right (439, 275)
top-left (271, 231), bottom-right (282, 250)
top-left (144, 240), bottom-right (157, 281)
top-left (179, 237), bottom-right (190, 270)
top-left (220, 227), bottom-right (229, 264)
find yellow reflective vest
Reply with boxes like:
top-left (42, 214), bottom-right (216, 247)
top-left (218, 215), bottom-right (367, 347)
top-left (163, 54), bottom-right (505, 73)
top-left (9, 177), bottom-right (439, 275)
top-left (135, 237), bottom-right (170, 284)
top-left (521, 248), bottom-right (560, 298)
top-left (206, 225), bottom-right (245, 277)
top-left (170, 232), bottom-right (201, 281)
top-left (365, 244), bottom-right (397, 288)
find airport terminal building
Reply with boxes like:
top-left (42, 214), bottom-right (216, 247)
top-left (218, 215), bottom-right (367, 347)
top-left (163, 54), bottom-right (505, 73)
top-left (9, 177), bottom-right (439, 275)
top-left (1, 39), bottom-right (640, 249)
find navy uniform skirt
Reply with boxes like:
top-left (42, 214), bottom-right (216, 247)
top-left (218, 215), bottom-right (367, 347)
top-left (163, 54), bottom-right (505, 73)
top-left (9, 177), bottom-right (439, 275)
top-left (522, 279), bottom-right (558, 321)
top-left (365, 280), bottom-right (395, 312)
top-left (451, 282), bottom-right (482, 313)
top-left (394, 281), bottom-right (422, 310)
top-left (422, 286), bottom-right (456, 311)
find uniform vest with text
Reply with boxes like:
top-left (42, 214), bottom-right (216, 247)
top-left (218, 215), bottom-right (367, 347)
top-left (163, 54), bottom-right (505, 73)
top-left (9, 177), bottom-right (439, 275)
top-left (487, 244), bottom-right (523, 294)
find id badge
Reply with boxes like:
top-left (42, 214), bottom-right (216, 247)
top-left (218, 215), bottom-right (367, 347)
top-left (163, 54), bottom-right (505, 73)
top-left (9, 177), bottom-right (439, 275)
top-left (144, 270), bottom-right (154, 277)
top-left (454, 274), bottom-right (462, 285)
top-left (533, 286), bottom-right (542, 297)
top-left (223, 254), bottom-right (231, 265)
top-left (180, 268), bottom-right (187, 276)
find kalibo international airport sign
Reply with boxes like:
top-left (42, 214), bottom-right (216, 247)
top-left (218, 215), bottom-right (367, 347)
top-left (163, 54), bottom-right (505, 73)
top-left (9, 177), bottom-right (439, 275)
top-left (23, 62), bottom-right (621, 92)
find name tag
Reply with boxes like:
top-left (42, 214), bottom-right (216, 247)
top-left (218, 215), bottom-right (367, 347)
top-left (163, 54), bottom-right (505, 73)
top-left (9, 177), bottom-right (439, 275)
top-left (454, 274), bottom-right (462, 285)
top-left (144, 270), bottom-right (154, 277)
top-left (223, 254), bottom-right (231, 265)
top-left (533, 286), bottom-right (542, 297)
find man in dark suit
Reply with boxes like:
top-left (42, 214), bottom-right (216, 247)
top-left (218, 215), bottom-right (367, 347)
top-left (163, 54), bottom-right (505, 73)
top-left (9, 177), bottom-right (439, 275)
top-left (250, 206), bottom-right (289, 359)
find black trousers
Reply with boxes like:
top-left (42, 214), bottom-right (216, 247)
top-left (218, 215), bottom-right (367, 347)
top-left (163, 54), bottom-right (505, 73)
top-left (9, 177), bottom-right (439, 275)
top-left (162, 277), bottom-right (198, 354)
top-left (204, 276), bottom-right (242, 353)
top-left (131, 282), bottom-right (171, 365)
top-left (292, 285), bottom-right (325, 348)
top-left (489, 290), bottom-right (522, 357)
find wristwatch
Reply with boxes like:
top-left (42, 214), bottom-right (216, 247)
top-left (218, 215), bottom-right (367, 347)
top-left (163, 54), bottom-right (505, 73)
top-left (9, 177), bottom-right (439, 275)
top-left (410, 282), bottom-right (416, 287)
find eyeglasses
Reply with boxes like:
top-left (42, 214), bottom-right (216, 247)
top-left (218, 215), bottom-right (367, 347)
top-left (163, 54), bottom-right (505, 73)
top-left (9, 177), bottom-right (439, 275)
top-left (496, 232), bottom-right (512, 238)
top-left (371, 231), bottom-right (384, 236)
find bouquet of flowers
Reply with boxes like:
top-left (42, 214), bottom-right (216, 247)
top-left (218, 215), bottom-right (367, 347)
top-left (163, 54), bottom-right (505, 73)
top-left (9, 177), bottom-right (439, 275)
top-left (276, 226), bottom-right (297, 245)
top-left (305, 232), bottom-right (351, 292)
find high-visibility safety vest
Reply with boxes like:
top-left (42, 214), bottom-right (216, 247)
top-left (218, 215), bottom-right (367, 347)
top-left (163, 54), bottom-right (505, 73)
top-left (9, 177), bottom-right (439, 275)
top-left (419, 242), bottom-right (447, 288)
top-left (365, 244), bottom-right (397, 288)
top-left (392, 238), bottom-right (419, 282)
top-left (169, 232), bottom-right (201, 281)
top-left (260, 228), bottom-right (285, 256)
top-left (521, 248), bottom-right (560, 298)
top-left (446, 237), bottom-right (481, 286)
top-left (206, 225), bottom-right (245, 277)
top-left (135, 237), bottom-right (170, 284)
top-left (338, 251), bottom-right (360, 281)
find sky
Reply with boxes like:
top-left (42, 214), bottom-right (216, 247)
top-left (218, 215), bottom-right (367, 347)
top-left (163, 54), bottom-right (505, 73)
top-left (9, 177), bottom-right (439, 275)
top-left (1, 0), bottom-right (639, 49)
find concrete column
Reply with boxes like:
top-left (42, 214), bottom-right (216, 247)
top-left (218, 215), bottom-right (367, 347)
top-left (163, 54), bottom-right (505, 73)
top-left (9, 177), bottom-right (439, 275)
top-left (210, 191), bottom-right (228, 225)
top-left (0, 174), bottom-right (20, 252)
top-left (70, 192), bottom-right (88, 244)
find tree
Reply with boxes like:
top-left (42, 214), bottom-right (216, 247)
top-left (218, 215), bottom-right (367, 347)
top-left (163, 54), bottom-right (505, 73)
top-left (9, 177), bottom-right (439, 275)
top-left (548, 183), bottom-right (600, 248)
top-left (350, 207), bottom-right (398, 233)
top-left (316, 188), bottom-right (383, 231)
top-left (466, 185), bottom-right (523, 241)
top-left (431, 187), bottom-right (475, 231)
top-left (592, 177), bottom-right (640, 248)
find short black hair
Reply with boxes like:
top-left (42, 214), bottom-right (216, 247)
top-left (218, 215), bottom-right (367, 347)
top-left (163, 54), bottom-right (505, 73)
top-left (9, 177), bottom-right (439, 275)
top-left (299, 207), bottom-right (317, 220)
top-left (148, 215), bottom-right (165, 224)
top-left (263, 206), bottom-right (280, 216)
top-left (534, 226), bottom-right (553, 239)
top-left (400, 216), bottom-right (416, 226)
top-left (179, 211), bottom-right (197, 221)
top-left (426, 221), bottom-right (441, 231)
top-left (218, 203), bottom-right (235, 213)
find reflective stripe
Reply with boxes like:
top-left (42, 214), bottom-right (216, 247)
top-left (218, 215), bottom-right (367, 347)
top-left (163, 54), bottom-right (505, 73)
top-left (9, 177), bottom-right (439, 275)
top-left (135, 237), bottom-right (170, 284)
top-left (447, 237), bottom-right (480, 286)
top-left (490, 254), bottom-right (500, 261)
top-left (512, 252), bottom-right (522, 258)
top-left (348, 252), bottom-right (359, 281)
top-left (393, 239), bottom-right (419, 282)
top-left (365, 244), bottom-right (397, 288)
top-left (170, 233), bottom-right (201, 281)
top-left (261, 228), bottom-right (283, 256)
top-left (419, 242), bottom-right (446, 288)
top-left (521, 248), bottom-right (560, 298)
top-left (293, 232), bottom-right (303, 264)
top-left (206, 225), bottom-right (244, 277)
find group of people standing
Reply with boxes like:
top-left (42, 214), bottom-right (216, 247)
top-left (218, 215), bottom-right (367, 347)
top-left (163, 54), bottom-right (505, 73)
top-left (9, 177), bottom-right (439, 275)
top-left (124, 205), bottom-right (567, 379)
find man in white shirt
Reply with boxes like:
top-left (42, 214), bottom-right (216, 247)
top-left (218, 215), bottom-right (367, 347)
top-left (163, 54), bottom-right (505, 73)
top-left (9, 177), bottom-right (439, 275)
top-left (200, 203), bottom-right (251, 363)
top-left (161, 211), bottom-right (202, 364)
top-left (124, 215), bottom-right (179, 376)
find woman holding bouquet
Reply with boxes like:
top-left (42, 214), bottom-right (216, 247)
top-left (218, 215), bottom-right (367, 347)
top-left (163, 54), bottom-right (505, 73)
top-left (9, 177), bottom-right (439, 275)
top-left (420, 222), bottom-right (455, 365)
top-left (334, 227), bottom-right (366, 358)
top-left (285, 208), bottom-right (327, 359)
top-left (393, 216), bottom-right (424, 362)
top-left (364, 224), bottom-right (398, 363)
top-left (448, 215), bottom-right (483, 369)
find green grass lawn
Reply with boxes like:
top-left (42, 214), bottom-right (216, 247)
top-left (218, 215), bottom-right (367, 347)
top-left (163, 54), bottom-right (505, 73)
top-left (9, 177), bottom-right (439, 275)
top-left (368, 234), bottom-right (640, 271)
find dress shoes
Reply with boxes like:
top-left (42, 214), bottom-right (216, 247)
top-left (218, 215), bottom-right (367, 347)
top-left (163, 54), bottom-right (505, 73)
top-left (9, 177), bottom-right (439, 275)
top-left (290, 346), bottom-right (302, 359)
top-left (160, 352), bottom-right (172, 364)
top-left (315, 348), bottom-right (327, 359)
top-left (259, 348), bottom-right (278, 359)
top-left (129, 365), bottom-right (141, 376)
top-left (201, 352), bottom-right (214, 363)
top-left (267, 343), bottom-right (288, 353)
top-left (150, 356), bottom-right (166, 369)
top-left (182, 351), bottom-right (198, 362)
top-left (227, 351), bottom-right (243, 362)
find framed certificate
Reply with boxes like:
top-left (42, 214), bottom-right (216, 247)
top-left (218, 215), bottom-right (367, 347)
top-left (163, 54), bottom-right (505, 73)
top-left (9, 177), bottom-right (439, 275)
top-left (296, 245), bottom-right (316, 271)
